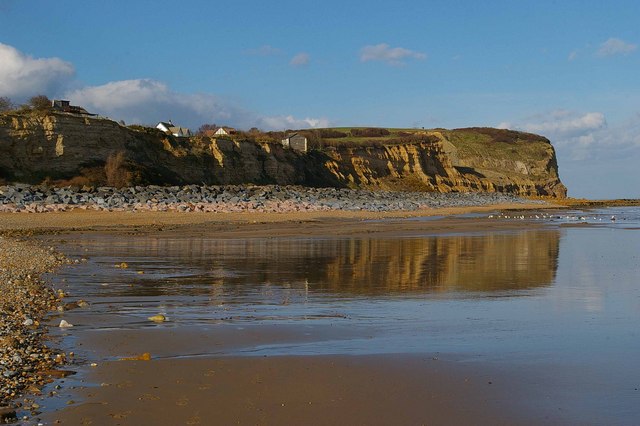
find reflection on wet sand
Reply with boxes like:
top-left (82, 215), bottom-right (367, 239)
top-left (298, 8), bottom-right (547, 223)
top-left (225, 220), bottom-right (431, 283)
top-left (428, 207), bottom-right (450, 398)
top-left (319, 231), bottom-right (560, 293)
top-left (75, 229), bottom-right (560, 297)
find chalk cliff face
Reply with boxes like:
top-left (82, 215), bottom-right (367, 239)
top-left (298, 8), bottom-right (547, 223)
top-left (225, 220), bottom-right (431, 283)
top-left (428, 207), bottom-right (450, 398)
top-left (0, 113), bottom-right (566, 197)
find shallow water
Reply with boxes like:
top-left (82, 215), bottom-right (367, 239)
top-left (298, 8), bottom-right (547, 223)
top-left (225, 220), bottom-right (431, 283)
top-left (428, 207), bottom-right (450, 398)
top-left (45, 207), bottom-right (640, 423)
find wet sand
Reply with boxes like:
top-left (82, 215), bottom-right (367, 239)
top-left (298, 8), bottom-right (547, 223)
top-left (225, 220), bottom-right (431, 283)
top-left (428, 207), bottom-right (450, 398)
top-left (44, 354), bottom-right (549, 426)
top-left (40, 314), bottom-right (586, 425)
top-left (2, 201), bottom-right (589, 425)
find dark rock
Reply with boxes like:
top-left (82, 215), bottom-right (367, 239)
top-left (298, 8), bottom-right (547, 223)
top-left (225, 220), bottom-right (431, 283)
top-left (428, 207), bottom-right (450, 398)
top-left (0, 406), bottom-right (16, 422)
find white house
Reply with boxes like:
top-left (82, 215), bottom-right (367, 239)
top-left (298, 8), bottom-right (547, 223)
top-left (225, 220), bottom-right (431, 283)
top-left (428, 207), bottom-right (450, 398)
top-left (214, 127), bottom-right (236, 136)
top-left (281, 133), bottom-right (308, 153)
top-left (156, 121), bottom-right (192, 137)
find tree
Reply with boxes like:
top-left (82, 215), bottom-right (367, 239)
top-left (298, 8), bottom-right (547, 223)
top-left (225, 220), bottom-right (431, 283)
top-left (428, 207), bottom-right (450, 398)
top-left (0, 96), bottom-right (14, 112)
top-left (196, 123), bottom-right (218, 135)
top-left (28, 95), bottom-right (52, 111)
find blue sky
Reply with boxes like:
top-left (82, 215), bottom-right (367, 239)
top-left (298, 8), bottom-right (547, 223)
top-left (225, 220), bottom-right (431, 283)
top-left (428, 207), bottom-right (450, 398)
top-left (1, 0), bottom-right (639, 198)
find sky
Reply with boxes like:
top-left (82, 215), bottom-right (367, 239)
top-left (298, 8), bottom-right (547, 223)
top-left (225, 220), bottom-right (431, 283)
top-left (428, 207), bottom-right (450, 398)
top-left (0, 0), bottom-right (639, 199)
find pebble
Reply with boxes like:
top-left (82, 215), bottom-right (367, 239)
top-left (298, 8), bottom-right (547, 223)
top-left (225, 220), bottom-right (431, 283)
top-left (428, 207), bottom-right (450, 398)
top-left (0, 184), bottom-right (536, 214)
top-left (0, 237), bottom-right (70, 407)
top-left (0, 406), bottom-right (16, 422)
top-left (148, 314), bottom-right (166, 323)
top-left (58, 320), bottom-right (73, 328)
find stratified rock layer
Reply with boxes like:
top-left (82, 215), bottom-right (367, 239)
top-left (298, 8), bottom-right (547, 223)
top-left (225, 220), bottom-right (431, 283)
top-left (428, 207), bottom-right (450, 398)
top-left (0, 113), bottom-right (566, 198)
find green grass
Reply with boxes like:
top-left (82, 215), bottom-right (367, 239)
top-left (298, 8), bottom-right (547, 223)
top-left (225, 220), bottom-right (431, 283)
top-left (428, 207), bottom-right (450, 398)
top-left (442, 128), bottom-right (551, 162)
top-left (306, 127), bottom-right (437, 147)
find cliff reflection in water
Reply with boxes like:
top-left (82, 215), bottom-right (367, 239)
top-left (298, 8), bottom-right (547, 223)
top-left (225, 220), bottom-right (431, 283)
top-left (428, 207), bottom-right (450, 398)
top-left (94, 230), bottom-right (560, 297)
top-left (313, 231), bottom-right (560, 294)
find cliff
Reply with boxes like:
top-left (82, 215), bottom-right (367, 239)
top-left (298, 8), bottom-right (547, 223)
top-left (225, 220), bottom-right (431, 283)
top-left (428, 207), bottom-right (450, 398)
top-left (0, 112), bottom-right (566, 197)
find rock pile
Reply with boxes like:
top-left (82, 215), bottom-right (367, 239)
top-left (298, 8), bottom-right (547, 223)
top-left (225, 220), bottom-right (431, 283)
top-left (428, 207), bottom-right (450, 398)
top-left (0, 237), bottom-right (69, 410)
top-left (0, 185), bottom-right (535, 213)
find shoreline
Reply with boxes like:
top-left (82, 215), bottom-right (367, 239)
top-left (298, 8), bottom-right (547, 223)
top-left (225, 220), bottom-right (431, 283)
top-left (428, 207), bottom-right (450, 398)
top-left (0, 201), bottom-right (555, 234)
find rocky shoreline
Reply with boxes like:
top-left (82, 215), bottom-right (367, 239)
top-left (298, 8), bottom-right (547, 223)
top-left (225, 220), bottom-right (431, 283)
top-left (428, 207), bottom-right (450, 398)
top-left (0, 237), bottom-right (69, 421)
top-left (0, 185), bottom-right (539, 214)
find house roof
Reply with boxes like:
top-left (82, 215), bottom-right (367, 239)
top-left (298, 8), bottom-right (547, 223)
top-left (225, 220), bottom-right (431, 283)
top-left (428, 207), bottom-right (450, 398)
top-left (68, 105), bottom-right (94, 115)
top-left (157, 122), bottom-right (190, 136)
top-left (284, 133), bottom-right (306, 139)
top-left (169, 126), bottom-right (191, 135)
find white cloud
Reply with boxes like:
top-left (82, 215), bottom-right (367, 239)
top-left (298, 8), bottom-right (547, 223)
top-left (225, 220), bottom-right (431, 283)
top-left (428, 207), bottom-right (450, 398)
top-left (568, 50), bottom-right (578, 61)
top-left (499, 110), bottom-right (640, 161)
top-left (0, 42), bottom-right (75, 99)
top-left (0, 43), bottom-right (328, 130)
top-left (596, 37), bottom-right (637, 57)
top-left (67, 78), bottom-right (328, 131)
top-left (359, 43), bottom-right (426, 66)
top-left (258, 114), bottom-right (329, 130)
top-left (518, 110), bottom-right (606, 139)
top-left (66, 79), bottom-right (238, 127)
top-left (290, 52), bottom-right (310, 67)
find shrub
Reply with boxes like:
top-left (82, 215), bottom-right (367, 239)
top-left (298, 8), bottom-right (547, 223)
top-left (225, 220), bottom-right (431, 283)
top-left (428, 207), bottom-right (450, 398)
top-left (196, 123), bottom-right (218, 135)
top-left (0, 96), bottom-right (14, 112)
top-left (127, 124), bottom-right (154, 132)
top-left (350, 128), bottom-right (391, 137)
top-left (104, 151), bottom-right (132, 188)
top-left (454, 127), bottom-right (549, 144)
top-left (318, 129), bottom-right (348, 138)
top-left (28, 95), bottom-right (52, 111)
top-left (319, 133), bottom-right (438, 149)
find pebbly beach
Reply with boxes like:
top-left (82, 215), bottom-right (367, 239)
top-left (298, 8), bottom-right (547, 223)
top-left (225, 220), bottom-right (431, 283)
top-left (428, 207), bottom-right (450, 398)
top-left (0, 237), bottom-right (69, 422)
top-left (0, 184), bottom-right (539, 214)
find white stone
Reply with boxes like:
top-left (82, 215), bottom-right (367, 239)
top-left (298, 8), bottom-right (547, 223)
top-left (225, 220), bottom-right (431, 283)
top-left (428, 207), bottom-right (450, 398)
top-left (58, 319), bottom-right (74, 328)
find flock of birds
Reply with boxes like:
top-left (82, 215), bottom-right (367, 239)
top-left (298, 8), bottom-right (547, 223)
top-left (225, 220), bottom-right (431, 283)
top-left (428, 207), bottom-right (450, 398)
top-left (487, 213), bottom-right (618, 222)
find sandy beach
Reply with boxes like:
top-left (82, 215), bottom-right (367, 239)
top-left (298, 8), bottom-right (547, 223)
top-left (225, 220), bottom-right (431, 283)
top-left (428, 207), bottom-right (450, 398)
top-left (0, 201), bottom-right (552, 234)
top-left (42, 354), bottom-right (545, 425)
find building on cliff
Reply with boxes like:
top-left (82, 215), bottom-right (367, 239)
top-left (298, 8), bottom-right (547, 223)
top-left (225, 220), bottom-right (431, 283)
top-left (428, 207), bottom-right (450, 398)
top-left (213, 127), bottom-right (236, 136)
top-left (281, 133), bottom-right (308, 153)
top-left (156, 121), bottom-right (192, 137)
top-left (51, 100), bottom-right (95, 116)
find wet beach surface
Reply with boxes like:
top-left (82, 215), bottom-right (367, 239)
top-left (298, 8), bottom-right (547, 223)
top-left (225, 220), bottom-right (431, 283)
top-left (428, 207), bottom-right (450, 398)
top-left (22, 207), bottom-right (640, 424)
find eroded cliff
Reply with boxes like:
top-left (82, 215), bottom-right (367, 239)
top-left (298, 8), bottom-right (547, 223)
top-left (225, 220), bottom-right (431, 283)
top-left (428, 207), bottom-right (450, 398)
top-left (0, 112), bottom-right (566, 197)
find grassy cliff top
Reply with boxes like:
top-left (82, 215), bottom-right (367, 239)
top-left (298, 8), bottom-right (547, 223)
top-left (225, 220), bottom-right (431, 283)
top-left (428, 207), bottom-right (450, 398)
top-left (292, 126), bottom-right (552, 151)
